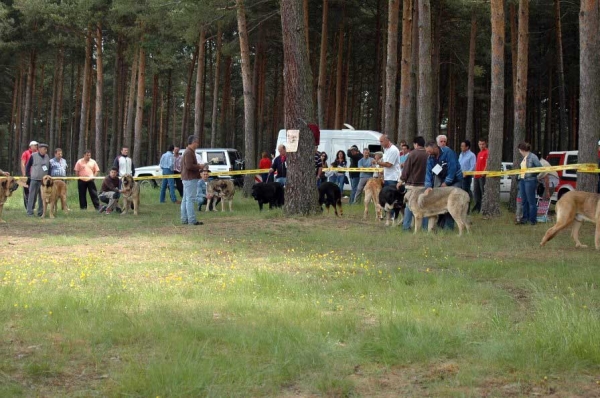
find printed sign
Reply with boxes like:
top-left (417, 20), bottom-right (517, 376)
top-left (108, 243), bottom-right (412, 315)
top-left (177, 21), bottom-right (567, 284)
top-left (286, 130), bottom-right (300, 152)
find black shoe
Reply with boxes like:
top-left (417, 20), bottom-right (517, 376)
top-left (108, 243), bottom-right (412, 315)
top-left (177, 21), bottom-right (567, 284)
top-left (191, 221), bottom-right (204, 225)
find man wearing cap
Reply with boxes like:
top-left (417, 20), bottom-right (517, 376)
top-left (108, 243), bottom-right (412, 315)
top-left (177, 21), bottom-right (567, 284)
top-left (347, 145), bottom-right (362, 203)
top-left (74, 149), bottom-right (101, 211)
top-left (20, 141), bottom-right (38, 209)
top-left (25, 143), bottom-right (50, 217)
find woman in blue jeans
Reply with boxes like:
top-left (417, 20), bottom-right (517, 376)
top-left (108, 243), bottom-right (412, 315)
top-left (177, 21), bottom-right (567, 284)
top-left (516, 142), bottom-right (542, 225)
top-left (329, 150), bottom-right (347, 193)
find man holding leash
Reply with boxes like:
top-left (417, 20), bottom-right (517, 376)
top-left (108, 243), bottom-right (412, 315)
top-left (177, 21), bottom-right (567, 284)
top-left (20, 140), bottom-right (38, 209)
top-left (180, 135), bottom-right (205, 226)
top-left (398, 136), bottom-right (429, 231)
top-left (375, 134), bottom-right (401, 187)
top-left (25, 143), bottom-right (50, 217)
top-left (424, 141), bottom-right (463, 230)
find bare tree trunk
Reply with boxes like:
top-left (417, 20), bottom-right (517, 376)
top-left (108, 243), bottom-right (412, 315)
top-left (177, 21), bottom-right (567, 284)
top-left (303, 0), bottom-right (310, 56)
top-left (431, 3), bottom-right (442, 136)
top-left (221, 56), bottom-right (232, 149)
top-left (21, 50), bottom-right (36, 150)
top-left (78, 30), bottom-right (92, 157)
top-left (182, 46), bottom-right (199, 146)
top-left (211, 23), bottom-right (223, 148)
top-left (317, 0), bottom-right (328, 127)
top-left (194, 28), bottom-right (206, 142)
top-left (236, 0), bottom-right (257, 196)
top-left (95, 22), bottom-right (104, 171)
top-left (111, 37), bottom-right (122, 160)
top-left (482, 0), bottom-right (505, 217)
top-left (384, 0), bottom-right (400, 136)
top-left (509, 0), bottom-right (529, 212)
top-left (280, 0), bottom-right (320, 215)
top-left (49, 51), bottom-right (58, 149)
top-left (555, 0), bottom-right (568, 150)
top-left (465, 11), bottom-right (477, 142)
top-left (123, 48), bottom-right (138, 150)
top-left (133, 45), bottom-right (146, 167)
top-left (334, 13), bottom-right (345, 129)
top-left (408, 3), bottom-right (419, 139)
top-left (373, 0), bottom-right (383, 130)
top-left (577, 0), bottom-right (599, 192)
top-left (417, 0), bottom-right (433, 142)
top-left (165, 69), bottom-right (172, 145)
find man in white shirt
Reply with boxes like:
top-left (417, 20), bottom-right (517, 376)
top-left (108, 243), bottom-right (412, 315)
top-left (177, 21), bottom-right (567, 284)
top-left (375, 134), bottom-right (400, 187)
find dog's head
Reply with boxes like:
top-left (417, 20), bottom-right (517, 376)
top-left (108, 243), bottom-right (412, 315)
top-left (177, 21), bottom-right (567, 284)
top-left (251, 183), bottom-right (263, 200)
top-left (2, 176), bottom-right (15, 195)
top-left (42, 175), bottom-right (54, 188)
top-left (122, 174), bottom-right (133, 188)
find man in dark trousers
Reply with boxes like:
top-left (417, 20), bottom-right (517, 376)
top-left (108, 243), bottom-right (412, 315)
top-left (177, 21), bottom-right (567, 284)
top-left (25, 143), bottom-right (50, 217)
top-left (347, 145), bottom-right (362, 204)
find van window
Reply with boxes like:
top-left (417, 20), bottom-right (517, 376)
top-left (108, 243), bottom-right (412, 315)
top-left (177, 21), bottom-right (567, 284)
top-left (229, 151), bottom-right (244, 170)
top-left (547, 156), bottom-right (560, 167)
top-left (206, 151), bottom-right (227, 165)
top-left (565, 154), bottom-right (578, 175)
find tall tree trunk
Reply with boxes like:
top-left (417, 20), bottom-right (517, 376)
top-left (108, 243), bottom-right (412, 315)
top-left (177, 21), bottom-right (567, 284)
top-left (317, 0), bottom-right (329, 127)
top-left (9, 71), bottom-right (20, 170)
top-left (408, 2), bottom-right (419, 139)
top-left (182, 46), bottom-right (199, 146)
top-left (384, 0), bottom-right (400, 136)
top-left (334, 12), bottom-right (345, 129)
top-left (510, 0), bottom-right (529, 212)
top-left (303, 0), bottom-right (310, 56)
top-left (148, 74), bottom-right (159, 164)
top-left (555, 0), bottom-right (568, 150)
top-left (165, 69), bottom-right (172, 145)
top-left (194, 28), bottom-right (206, 143)
top-left (577, 0), bottom-right (599, 192)
top-left (49, 51), bottom-right (58, 149)
top-left (56, 47), bottom-right (65, 147)
top-left (221, 56), bottom-right (232, 149)
top-left (465, 11), bottom-right (477, 142)
top-left (124, 48), bottom-right (138, 150)
top-left (236, 0), bottom-right (257, 196)
top-left (417, 0), bottom-right (433, 142)
top-left (280, 0), bottom-right (320, 215)
top-left (482, 0), bottom-right (505, 217)
top-left (21, 50), bottom-right (36, 150)
top-left (111, 37), bottom-right (122, 161)
top-left (78, 30), bottom-right (92, 157)
top-left (211, 23), bottom-right (223, 148)
top-left (95, 22), bottom-right (104, 171)
top-left (510, 3), bottom-right (518, 94)
top-left (133, 45), bottom-right (146, 167)
top-left (431, 3), bottom-right (442, 137)
top-left (373, 0), bottom-right (383, 130)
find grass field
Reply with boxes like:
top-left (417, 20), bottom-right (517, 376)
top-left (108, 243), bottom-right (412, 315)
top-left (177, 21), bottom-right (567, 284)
top-left (1, 183), bottom-right (599, 397)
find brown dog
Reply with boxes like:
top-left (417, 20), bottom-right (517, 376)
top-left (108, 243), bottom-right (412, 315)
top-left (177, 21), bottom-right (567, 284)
top-left (404, 187), bottom-right (471, 236)
top-left (120, 174), bottom-right (140, 215)
top-left (363, 175), bottom-right (384, 220)
top-left (207, 179), bottom-right (235, 212)
top-left (540, 190), bottom-right (600, 250)
top-left (40, 175), bottom-right (69, 218)
top-left (0, 176), bottom-right (23, 223)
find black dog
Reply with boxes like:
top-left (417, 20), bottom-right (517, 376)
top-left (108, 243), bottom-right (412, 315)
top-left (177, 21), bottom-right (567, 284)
top-left (378, 185), bottom-right (406, 226)
top-left (252, 182), bottom-right (284, 211)
top-left (318, 182), bottom-right (343, 216)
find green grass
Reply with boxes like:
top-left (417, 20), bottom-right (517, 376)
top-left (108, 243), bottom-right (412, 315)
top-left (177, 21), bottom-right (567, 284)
top-left (1, 183), bottom-right (599, 396)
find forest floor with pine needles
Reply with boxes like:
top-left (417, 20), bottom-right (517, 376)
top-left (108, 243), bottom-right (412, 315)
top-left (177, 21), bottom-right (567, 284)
top-left (1, 185), bottom-right (599, 397)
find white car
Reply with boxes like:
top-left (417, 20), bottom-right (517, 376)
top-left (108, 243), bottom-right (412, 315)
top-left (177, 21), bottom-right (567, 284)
top-left (135, 148), bottom-right (244, 187)
top-left (470, 162), bottom-right (513, 201)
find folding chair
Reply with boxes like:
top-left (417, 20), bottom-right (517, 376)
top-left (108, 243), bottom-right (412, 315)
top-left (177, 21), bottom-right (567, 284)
top-left (536, 198), bottom-right (552, 223)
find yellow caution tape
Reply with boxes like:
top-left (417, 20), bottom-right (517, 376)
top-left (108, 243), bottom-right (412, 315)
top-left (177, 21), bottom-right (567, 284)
top-left (1, 164), bottom-right (598, 181)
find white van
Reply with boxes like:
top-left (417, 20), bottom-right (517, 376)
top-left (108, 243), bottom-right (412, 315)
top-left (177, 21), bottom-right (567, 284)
top-left (275, 128), bottom-right (383, 191)
top-left (276, 128), bottom-right (382, 159)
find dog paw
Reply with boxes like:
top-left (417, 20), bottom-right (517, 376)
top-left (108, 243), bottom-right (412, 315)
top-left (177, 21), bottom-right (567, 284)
top-left (576, 243), bottom-right (588, 248)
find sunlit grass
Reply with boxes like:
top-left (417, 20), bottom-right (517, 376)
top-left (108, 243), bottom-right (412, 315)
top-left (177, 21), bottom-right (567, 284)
top-left (1, 183), bottom-right (599, 396)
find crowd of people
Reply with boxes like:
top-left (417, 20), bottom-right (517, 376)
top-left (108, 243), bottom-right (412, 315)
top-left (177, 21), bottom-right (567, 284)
top-left (4, 134), bottom-right (597, 225)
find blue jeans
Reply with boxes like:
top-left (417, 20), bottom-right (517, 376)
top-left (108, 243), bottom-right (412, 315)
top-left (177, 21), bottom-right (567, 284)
top-left (383, 180), bottom-right (397, 187)
top-left (329, 174), bottom-right (345, 193)
top-left (275, 177), bottom-right (286, 186)
top-left (519, 178), bottom-right (538, 224)
top-left (402, 204), bottom-right (429, 231)
top-left (181, 179), bottom-right (199, 224)
top-left (349, 176), bottom-right (360, 203)
top-left (160, 167), bottom-right (177, 202)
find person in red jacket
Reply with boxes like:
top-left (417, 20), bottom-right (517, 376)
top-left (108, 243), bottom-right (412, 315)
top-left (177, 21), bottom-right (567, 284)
top-left (258, 151), bottom-right (272, 182)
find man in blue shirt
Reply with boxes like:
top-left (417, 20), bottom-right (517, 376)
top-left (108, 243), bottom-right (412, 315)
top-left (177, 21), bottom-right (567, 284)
top-left (49, 148), bottom-right (68, 178)
top-left (458, 140), bottom-right (476, 211)
top-left (159, 145), bottom-right (179, 204)
top-left (424, 141), bottom-right (463, 230)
